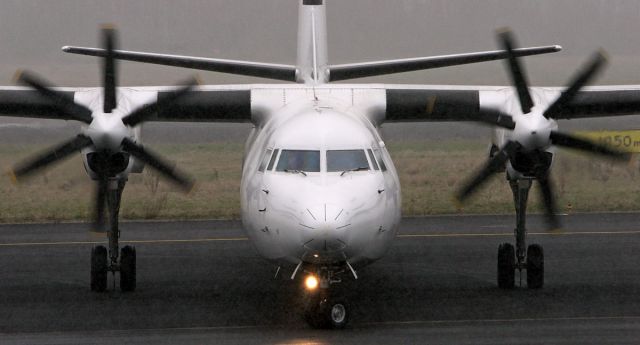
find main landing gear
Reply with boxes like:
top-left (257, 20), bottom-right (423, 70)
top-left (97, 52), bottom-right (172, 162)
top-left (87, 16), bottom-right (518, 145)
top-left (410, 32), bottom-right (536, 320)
top-left (90, 179), bottom-right (136, 292)
top-left (302, 266), bottom-right (350, 329)
top-left (497, 179), bottom-right (544, 289)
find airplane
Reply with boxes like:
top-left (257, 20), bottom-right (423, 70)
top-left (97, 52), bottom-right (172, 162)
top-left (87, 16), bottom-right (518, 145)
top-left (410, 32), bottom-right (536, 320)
top-left (2, 0), bottom-right (640, 329)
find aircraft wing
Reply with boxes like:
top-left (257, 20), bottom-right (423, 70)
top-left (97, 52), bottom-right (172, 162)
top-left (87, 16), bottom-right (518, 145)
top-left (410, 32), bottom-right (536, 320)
top-left (0, 85), bottom-right (253, 123)
top-left (0, 88), bottom-right (80, 121)
top-left (383, 85), bottom-right (640, 122)
top-left (543, 88), bottom-right (640, 119)
top-left (2, 84), bottom-right (640, 125)
top-left (145, 86), bottom-right (252, 122)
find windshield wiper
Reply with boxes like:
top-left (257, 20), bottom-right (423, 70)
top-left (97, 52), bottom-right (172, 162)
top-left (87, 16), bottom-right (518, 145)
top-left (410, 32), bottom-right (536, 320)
top-left (284, 169), bottom-right (307, 176)
top-left (340, 167), bottom-right (369, 176)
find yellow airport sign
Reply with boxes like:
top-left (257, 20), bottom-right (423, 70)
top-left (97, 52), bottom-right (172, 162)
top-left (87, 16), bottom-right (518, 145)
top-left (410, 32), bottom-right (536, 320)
top-left (574, 130), bottom-right (640, 153)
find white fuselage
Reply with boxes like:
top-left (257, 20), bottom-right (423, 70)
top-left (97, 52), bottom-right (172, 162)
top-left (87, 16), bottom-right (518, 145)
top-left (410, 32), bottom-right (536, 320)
top-left (239, 2), bottom-right (400, 269)
top-left (240, 95), bottom-right (401, 268)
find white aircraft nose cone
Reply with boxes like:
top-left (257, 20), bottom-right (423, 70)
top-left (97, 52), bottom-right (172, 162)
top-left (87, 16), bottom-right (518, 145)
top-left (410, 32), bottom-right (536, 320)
top-left (85, 113), bottom-right (129, 151)
top-left (513, 112), bottom-right (552, 150)
top-left (299, 203), bottom-right (351, 252)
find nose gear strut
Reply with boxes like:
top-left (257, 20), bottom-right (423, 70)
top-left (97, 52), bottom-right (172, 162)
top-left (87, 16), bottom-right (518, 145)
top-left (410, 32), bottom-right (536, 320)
top-left (300, 263), bottom-right (352, 329)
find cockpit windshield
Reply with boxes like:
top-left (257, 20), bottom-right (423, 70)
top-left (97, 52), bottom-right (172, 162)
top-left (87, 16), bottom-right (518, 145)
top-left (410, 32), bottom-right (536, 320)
top-left (275, 150), bottom-right (321, 172)
top-left (327, 150), bottom-right (370, 172)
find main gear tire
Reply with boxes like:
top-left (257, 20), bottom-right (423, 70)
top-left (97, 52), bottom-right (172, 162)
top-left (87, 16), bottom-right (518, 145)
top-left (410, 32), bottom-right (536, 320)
top-left (497, 243), bottom-right (516, 289)
top-left (120, 245), bottom-right (136, 292)
top-left (91, 245), bottom-right (108, 292)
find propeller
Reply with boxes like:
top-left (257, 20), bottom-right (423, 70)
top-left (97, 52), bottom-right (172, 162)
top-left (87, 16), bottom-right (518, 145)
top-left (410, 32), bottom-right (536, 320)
top-left (498, 29), bottom-right (534, 114)
top-left (454, 29), bottom-right (630, 230)
top-left (8, 26), bottom-right (197, 233)
top-left (102, 24), bottom-right (118, 113)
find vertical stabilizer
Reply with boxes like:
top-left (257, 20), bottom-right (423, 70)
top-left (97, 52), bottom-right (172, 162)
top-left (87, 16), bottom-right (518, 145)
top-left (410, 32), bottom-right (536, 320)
top-left (296, 0), bottom-right (328, 84)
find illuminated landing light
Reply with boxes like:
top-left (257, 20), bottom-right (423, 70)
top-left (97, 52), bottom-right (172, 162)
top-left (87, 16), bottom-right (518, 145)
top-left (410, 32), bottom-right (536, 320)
top-left (305, 275), bottom-right (319, 290)
top-left (313, 254), bottom-right (319, 258)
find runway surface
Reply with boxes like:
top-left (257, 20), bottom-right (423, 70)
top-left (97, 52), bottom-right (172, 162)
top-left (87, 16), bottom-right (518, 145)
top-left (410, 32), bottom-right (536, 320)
top-left (2, 213), bottom-right (640, 344)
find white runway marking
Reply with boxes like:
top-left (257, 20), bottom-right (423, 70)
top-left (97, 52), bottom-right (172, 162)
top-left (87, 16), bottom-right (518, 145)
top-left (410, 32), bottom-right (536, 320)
top-left (398, 230), bottom-right (640, 238)
top-left (1, 229), bottom-right (639, 247)
top-left (0, 237), bottom-right (249, 247)
top-left (360, 315), bottom-right (640, 327)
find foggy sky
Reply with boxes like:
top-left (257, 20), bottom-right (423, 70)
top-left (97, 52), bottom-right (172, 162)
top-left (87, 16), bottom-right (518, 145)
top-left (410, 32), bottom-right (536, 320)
top-left (0, 0), bottom-right (639, 86)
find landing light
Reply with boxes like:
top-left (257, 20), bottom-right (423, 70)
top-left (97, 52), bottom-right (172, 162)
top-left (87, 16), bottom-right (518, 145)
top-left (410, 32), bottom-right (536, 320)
top-left (305, 275), bottom-right (319, 290)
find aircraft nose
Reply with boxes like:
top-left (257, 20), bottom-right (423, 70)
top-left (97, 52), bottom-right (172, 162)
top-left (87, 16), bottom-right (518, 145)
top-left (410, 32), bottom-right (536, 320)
top-left (299, 203), bottom-right (351, 253)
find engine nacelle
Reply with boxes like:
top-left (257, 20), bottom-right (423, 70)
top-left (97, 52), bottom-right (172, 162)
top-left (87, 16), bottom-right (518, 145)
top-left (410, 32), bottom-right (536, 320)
top-left (508, 149), bottom-right (554, 179)
top-left (81, 148), bottom-right (143, 180)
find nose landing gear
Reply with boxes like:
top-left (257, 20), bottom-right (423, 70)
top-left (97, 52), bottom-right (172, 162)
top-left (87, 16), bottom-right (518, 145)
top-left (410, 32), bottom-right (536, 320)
top-left (301, 265), bottom-right (351, 329)
top-left (304, 290), bottom-right (349, 329)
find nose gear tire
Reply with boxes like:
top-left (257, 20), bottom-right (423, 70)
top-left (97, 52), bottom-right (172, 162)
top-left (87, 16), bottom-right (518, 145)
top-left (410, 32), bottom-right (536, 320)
top-left (304, 293), bottom-right (349, 329)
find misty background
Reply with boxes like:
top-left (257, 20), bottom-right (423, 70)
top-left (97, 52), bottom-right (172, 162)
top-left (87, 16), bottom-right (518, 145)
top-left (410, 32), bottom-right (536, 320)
top-left (0, 0), bottom-right (639, 144)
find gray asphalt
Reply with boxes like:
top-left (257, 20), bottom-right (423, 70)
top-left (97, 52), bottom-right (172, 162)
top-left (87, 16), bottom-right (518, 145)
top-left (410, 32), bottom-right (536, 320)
top-left (2, 213), bottom-right (640, 344)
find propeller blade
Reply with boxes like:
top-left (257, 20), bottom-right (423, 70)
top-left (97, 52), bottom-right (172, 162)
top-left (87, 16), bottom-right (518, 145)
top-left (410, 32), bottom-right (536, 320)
top-left (536, 174), bottom-right (560, 231)
top-left (8, 134), bottom-right (93, 182)
top-left (550, 131), bottom-right (630, 160)
top-left (497, 28), bottom-right (534, 114)
top-left (93, 176), bottom-right (108, 233)
top-left (120, 138), bottom-right (194, 191)
top-left (476, 108), bottom-right (516, 130)
top-left (544, 50), bottom-right (608, 119)
top-left (15, 70), bottom-right (93, 124)
top-left (121, 78), bottom-right (198, 127)
top-left (102, 25), bottom-right (118, 113)
top-left (456, 140), bottom-right (520, 203)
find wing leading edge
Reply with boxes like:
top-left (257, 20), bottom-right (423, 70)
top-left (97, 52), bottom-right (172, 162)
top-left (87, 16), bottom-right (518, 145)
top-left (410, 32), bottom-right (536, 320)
top-left (0, 89), bottom-right (78, 120)
top-left (2, 85), bottom-right (640, 124)
top-left (384, 87), bottom-right (640, 123)
top-left (0, 87), bottom-right (253, 123)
